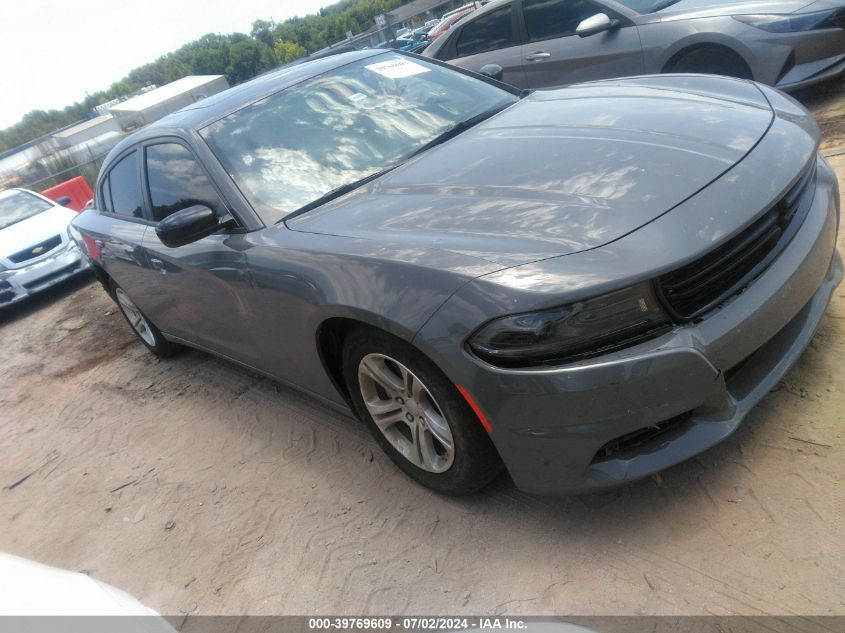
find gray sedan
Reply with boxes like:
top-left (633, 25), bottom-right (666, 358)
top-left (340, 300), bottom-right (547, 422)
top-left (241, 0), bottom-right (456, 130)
top-left (71, 51), bottom-right (842, 495)
top-left (423, 0), bottom-right (845, 91)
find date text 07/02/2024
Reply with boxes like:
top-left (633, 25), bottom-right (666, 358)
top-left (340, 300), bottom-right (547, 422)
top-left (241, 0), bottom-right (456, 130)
top-left (307, 617), bottom-right (528, 630)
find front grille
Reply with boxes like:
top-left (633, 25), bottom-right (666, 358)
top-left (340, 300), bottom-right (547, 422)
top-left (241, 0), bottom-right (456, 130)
top-left (21, 262), bottom-right (81, 290)
top-left (657, 161), bottom-right (817, 321)
top-left (8, 235), bottom-right (63, 264)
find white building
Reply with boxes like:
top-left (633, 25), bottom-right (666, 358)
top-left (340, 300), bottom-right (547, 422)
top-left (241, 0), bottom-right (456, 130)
top-left (107, 75), bottom-right (229, 130)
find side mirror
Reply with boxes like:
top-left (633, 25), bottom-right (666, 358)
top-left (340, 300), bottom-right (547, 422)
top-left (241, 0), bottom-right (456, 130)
top-left (155, 205), bottom-right (230, 248)
top-left (478, 64), bottom-right (504, 81)
top-left (576, 13), bottom-right (619, 37)
top-left (56, 195), bottom-right (73, 207)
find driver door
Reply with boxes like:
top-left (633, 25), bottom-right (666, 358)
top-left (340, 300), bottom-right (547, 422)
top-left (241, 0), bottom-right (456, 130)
top-left (519, 0), bottom-right (644, 88)
top-left (136, 140), bottom-right (256, 362)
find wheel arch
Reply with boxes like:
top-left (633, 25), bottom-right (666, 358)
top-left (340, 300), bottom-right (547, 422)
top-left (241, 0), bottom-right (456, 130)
top-left (659, 37), bottom-right (754, 78)
top-left (314, 313), bottom-right (467, 410)
top-left (315, 314), bottom-right (424, 406)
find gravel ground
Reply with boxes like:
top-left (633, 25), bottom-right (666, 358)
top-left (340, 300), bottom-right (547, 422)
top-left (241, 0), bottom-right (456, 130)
top-left (0, 82), bottom-right (844, 617)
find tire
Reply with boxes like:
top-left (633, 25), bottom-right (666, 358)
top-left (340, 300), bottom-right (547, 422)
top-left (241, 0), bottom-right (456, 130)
top-left (111, 281), bottom-right (178, 357)
top-left (342, 326), bottom-right (503, 495)
top-left (669, 46), bottom-right (752, 80)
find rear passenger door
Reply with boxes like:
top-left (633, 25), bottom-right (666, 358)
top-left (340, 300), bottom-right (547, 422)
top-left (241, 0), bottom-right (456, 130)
top-left (137, 140), bottom-right (255, 361)
top-left (448, 4), bottom-right (529, 89)
top-left (519, 0), bottom-right (644, 88)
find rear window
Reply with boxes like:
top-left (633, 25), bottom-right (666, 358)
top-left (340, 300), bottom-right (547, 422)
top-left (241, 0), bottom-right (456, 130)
top-left (456, 5), bottom-right (514, 58)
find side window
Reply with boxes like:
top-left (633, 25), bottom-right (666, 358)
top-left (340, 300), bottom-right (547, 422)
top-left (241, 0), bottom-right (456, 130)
top-left (99, 176), bottom-right (112, 213)
top-left (523, 0), bottom-right (602, 41)
top-left (145, 143), bottom-right (225, 222)
top-left (106, 151), bottom-right (144, 219)
top-left (456, 6), bottom-right (514, 58)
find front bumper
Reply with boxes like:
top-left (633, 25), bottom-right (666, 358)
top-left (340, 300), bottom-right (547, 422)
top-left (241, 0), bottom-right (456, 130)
top-left (0, 240), bottom-right (91, 307)
top-left (420, 153), bottom-right (841, 495)
top-left (740, 23), bottom-right (845, 90)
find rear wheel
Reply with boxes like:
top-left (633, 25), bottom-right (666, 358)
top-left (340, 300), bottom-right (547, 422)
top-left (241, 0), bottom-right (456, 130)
top-left (342, 327), bottom-right (502, 495)
top-left (669, 46), bottom-right (752, 80)
top-left (112, 283), bottom-right (178, 357)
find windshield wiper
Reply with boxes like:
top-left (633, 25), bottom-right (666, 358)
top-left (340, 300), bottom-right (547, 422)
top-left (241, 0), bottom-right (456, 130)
top-left (283, 165), bottom-right (400, 221)
top-left (405, 103), bottom-right (511, 160)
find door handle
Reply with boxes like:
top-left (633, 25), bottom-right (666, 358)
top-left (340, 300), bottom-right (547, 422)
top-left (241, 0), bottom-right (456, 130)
top-left (150, 258), bottom-right (167, 275)
top-left (525, 51), bottom-right (551, 61)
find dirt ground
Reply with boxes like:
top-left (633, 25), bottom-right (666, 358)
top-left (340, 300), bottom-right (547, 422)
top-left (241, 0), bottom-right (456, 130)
top-left (1, 82), bottom-right (844, 618)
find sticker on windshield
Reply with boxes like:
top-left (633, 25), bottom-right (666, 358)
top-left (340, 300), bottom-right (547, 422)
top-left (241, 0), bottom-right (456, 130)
top-left (365, 59), bottom-right (430, 79)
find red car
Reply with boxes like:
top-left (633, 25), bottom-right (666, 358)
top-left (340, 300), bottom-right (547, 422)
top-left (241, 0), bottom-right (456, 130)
top-left (427, 8), bottom-right (475, 41)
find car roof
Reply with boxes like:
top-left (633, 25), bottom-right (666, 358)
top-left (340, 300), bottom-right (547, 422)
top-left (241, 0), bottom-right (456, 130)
top-left (106, 49), bottom-right (389, 157)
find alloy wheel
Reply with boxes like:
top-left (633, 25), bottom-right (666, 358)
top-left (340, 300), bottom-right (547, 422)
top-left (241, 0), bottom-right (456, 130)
top-left (115, 288), bottom-right (157, 347)
top-left (357, 353), bottom-right (455, 473)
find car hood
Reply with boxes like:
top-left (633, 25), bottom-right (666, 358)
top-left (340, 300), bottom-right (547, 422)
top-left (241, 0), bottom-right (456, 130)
top-left (288, 75), bottom-right (774, 268)
top-left (656, 0), bottom-right (816, 20)
top-left (0, 205), bottom-right (74, 259)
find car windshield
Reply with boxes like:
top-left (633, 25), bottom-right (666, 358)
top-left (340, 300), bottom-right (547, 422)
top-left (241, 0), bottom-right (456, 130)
top-left (201, 53), bottom-right (517, 223)
top-left (0, 190), bottom-right (54, 231)
top-left (612, 0), bottom-right (680, 13)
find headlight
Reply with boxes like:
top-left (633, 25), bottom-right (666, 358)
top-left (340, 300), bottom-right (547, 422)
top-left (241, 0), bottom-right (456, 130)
top-left (733, 10), bottom-right (838, 32)
top-left (467, 283), bottom-right (671, 368)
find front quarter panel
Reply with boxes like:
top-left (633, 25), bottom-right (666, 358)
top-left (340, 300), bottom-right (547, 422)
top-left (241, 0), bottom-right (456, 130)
top-left (241, 224), bottom-right (501, 405)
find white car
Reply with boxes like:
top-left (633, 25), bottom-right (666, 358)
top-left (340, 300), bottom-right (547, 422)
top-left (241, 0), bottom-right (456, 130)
top-left (0, 188), bottom-right (90, 307)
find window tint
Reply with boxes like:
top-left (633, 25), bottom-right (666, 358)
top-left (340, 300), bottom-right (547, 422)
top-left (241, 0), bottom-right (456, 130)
top-left (107, 151), bottom-right (143, 219)
top-left (145, 143), bottom-right (224, 221)
top-left (523, 0), bottom-right (602, 41)
top-left (456, 6), bottom-right (514, 58)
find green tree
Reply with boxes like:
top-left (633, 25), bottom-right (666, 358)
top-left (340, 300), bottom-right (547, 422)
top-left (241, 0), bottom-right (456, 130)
top-left (274, 40), bottom-right (307, 65)
top-left (225, 38), bottom-right (277, 85)
top-left (0, 0), bottom-right (415, 152)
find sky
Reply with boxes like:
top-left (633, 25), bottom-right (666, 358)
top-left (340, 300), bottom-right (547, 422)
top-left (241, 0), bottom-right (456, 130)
top-left (0, 0), bottom-right (333, 129)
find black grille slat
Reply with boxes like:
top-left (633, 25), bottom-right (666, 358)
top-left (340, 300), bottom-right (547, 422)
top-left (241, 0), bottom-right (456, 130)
top-left (666, 225), bottom-right (782, 302)
top-left (9, 235), bottom-right (62, 264)
top-left (661, 210), bottom-right (781, 292)
top-left (657, 161), bottom-right (816, 320)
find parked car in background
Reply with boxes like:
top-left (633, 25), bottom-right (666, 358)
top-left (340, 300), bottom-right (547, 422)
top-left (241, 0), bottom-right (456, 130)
top-left (427, 7), bottom-right (477, 41)
top-left (0, 188), bottom-right (90, 308)
top-left (72, 50), bottom-right (841, 496)
top-left (423, 0), bottom-right (845, 90)
top-left (375, 37), bottom-right (429, 53)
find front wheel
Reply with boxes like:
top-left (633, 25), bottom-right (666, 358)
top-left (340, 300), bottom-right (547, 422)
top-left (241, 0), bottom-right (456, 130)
top-left (342, 327), bottom-right (502, 495)
top-left (112, 283), bottom-right (178, 357)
